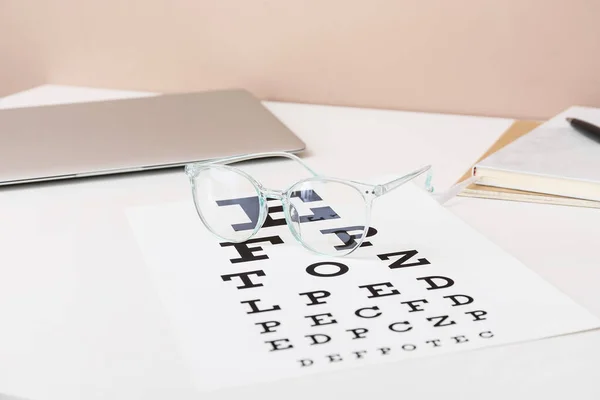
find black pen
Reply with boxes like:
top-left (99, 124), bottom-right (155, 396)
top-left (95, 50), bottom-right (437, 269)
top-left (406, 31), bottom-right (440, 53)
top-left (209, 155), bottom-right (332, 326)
top-left (566, 117), bottom-right (600, 141)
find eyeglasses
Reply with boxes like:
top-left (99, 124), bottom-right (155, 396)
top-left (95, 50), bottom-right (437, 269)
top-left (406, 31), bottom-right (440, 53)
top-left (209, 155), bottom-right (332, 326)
top-left (184, 152), bottom-right (470, 257)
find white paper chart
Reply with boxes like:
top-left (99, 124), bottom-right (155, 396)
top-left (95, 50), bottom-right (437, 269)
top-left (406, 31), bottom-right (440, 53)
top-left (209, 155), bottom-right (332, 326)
top-left (126, 181), bottom-right (599, 393)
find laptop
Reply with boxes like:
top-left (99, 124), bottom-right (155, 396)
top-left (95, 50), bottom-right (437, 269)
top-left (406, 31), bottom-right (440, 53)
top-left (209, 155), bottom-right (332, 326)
top-left (0, 89), bottom-right (305, 185)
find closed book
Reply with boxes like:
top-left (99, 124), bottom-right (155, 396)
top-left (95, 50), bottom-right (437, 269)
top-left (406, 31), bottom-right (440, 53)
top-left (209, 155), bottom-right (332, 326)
top-left (457, 108), bottom-right (600, 208)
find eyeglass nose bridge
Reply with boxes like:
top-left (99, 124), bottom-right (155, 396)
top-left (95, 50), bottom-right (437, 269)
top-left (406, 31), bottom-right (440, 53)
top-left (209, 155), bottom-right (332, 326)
top-left (261, 188), bottom-right (286, 201)
top-left (258, 187), bottom-right (302, 243)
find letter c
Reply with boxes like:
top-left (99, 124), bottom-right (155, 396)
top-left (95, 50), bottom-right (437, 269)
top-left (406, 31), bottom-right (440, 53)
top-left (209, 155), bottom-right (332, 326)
top-left (355, 306), bottom-right (382, 319)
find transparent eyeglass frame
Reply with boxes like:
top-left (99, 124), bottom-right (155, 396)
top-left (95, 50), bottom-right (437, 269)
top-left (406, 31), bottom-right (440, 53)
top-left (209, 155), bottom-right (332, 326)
top-left (184, 151), bottom-right (476, 257)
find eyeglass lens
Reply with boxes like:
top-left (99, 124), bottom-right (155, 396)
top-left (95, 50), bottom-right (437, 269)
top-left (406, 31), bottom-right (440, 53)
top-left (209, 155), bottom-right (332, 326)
top-left (193, 167), bottom-right (369, 255)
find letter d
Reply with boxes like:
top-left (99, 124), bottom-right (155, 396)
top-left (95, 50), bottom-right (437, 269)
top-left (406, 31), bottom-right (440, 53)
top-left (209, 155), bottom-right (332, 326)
top-left (305, 334), bottom-right (332, 346)
top-left (299, 359), bottom-right (314, 367)
top-left (417, 275), bottom-right (455, 290)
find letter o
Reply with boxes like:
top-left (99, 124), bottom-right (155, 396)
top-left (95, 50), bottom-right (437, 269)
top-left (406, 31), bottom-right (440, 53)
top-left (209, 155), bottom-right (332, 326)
top-left (306, 262), bottom-right (349, 278)
top-left (402, 344), bottom-right (417, 351)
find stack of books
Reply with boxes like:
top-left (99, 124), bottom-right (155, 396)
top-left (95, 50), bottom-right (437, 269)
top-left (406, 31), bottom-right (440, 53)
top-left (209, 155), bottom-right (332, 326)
top-left (458, 106), bottom-right (600, 209)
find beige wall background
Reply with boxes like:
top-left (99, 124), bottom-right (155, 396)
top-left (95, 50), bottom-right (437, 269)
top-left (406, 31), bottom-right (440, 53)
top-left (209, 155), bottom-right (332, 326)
top-left (2, 0), bottom-right (599, 119)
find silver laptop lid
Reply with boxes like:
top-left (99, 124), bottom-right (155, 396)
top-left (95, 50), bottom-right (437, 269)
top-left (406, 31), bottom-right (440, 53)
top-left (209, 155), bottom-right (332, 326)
top-left (0, 89), bottom-right (305, 185)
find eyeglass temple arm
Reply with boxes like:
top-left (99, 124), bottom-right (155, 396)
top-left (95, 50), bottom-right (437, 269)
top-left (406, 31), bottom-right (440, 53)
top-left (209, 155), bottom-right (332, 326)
top-left (374, 165), bottom-right (432, 196)
top-left (430, 175), bottom-right (479, 204)
top-left (192, 151), bottom-right (319, 176)
top-left (376, 166), bottom-right (480, 205)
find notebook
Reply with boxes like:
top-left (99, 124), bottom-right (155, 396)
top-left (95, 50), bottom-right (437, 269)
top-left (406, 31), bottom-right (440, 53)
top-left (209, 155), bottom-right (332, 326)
top-left (460, 106), bottom-right (600, 206)
top-left (457, 120), bottom-right (600, 208)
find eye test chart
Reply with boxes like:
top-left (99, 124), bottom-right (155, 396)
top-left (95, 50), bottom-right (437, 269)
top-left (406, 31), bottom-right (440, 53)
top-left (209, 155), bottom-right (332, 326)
top-left (125, 178), bottom-right (600, 393)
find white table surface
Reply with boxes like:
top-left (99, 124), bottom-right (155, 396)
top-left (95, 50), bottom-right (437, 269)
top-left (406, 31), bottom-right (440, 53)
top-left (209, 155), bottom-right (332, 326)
top-left (1, 85), bottom-right (599, 400)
